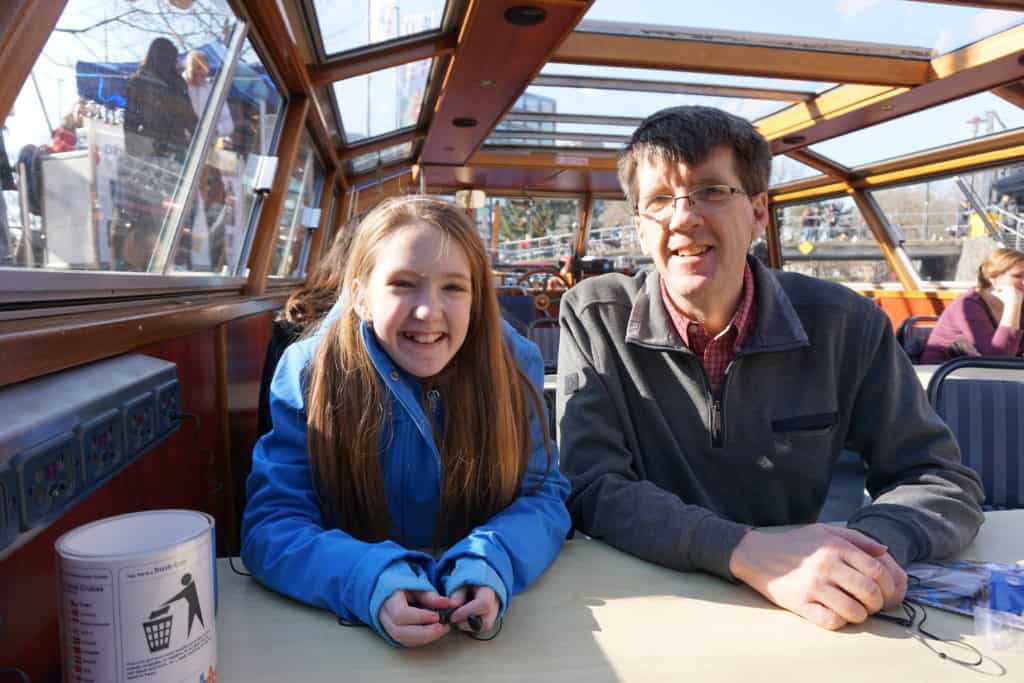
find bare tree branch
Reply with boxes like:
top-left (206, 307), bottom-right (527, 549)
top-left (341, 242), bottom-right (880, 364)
top-left (55, 10), bottom-right (143, 35)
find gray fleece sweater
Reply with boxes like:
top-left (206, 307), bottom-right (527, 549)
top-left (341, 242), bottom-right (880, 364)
top-left (557, 257), bottom-right (984, 580)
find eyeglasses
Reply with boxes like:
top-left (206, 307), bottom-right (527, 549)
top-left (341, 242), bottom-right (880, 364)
top-left (636, 184), bottom-right (747, 222)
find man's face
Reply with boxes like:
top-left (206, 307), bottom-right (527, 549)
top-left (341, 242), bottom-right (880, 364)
top-left (633, 146), bottom-right (767, 320)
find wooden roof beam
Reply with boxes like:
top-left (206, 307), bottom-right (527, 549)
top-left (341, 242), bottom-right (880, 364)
top-left (468, 151), bottom-right (618, 171)
top-left (421, 0), bottom-right (594, 166)
top-left (905, 0), bottom-right (1024, 10)
top-left (758, 24), bottom-right (1024, 155)
top-left (785, 149), bottom-right (853, 181)
top-left (771, 129), bottom-right (1024, 204)
top-left (994, 80), bottom-right (1024, 109)
top-left (310, 32), bottom-right (458, 86)
top-left (241, 1), bottom-right (343, 182)
top-left (503, 111), bottom-right (643, 127)
top-left (534, 74), bottom-right (815, 101)
top-left (551, 21), bottom-right (933, 86)
top-left (0, 1), bottom-right (68, 123)
top-left (349, 161), bottom-right (416, 189)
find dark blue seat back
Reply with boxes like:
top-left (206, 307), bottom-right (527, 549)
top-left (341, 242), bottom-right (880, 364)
top-left (528, 317), bottom-right (560, 373)
top-left (927, 357), bottom-right (1024, 509)
top-left (499, 294), bottom-right (536, 333)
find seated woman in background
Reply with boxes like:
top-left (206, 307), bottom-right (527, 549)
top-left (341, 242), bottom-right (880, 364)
top-left (242, 196), bottom-right (570, 647)
top-left (921, 247), bottom-right (1024, 363)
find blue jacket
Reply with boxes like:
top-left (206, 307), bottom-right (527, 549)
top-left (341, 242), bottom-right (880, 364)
top-left (241, 306), bottom-right (571, 644)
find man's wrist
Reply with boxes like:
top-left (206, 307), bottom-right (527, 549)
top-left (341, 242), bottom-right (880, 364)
top-left (726, 528), bottom-right (757, 584)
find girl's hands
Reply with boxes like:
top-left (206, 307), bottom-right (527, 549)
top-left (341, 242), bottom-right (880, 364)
top-left (446, 584), bottom-right (500, 633)
top-left (379, 589), bottom-right (451, 647)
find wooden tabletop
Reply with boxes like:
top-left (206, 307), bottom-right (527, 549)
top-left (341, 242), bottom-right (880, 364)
top-left (215, 511), bottom-right (1023, 681)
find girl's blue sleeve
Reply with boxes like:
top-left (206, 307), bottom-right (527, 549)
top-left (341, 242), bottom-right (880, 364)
top-left (241, 341), bottom-right (435, 631)
top-left (438, 339), bottom-right (571, 607)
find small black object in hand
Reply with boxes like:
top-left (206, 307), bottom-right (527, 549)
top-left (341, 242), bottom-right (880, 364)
top-left (436, 607), bottom-right (454, 625)
top-left (467, 615), bottom-right (483, 633)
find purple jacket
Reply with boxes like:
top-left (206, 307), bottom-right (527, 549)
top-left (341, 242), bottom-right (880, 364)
top-left (921, 289), bottom-right (1024, 363)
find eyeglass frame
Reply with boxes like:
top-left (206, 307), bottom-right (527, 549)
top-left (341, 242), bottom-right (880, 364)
top-left (634, 184), bottom-right (749, 221)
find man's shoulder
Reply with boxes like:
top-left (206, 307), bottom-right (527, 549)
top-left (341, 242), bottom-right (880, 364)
top-left (770, 268), bottom-right (877, 317)
top-left (563, 269), bottom-right (647, 313)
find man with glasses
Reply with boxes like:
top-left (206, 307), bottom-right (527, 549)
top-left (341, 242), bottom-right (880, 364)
top-left (557, 106), bottom-right (984, 631)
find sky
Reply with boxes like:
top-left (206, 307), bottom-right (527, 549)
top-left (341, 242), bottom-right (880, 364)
top-left (512, 0), bottom-right (1024, 171)
top-left (4, 0), bottom-right (1024, 177)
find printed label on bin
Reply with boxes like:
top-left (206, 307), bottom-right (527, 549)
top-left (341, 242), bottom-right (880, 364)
top-left (117, 535), bottom-right (216, 681)
top-left (62, 567), bottom-right (118, 683)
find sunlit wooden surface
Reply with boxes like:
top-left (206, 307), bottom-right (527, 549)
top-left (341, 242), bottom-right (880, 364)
top-left (216, 511), bottom-right (1023, 682)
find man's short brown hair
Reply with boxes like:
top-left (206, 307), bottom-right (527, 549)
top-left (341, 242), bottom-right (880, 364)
top-left (618, 106), bottom-right (772, 212)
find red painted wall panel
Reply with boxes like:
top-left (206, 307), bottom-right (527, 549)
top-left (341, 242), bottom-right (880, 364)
top-left (0, 315), bottom-right (274, 680)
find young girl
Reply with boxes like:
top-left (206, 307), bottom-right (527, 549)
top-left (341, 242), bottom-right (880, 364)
top-left (242, 196), bottom-right (570, 647)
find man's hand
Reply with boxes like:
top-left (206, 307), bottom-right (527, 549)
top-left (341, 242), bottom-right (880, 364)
top-left (728, 525), bottom-right (907, 630)
top-left (447, 585), bottom-right (500, 633)
top-left (379, 589), bottom-right (451, 647)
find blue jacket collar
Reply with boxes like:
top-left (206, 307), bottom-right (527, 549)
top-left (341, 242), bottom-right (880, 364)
top-left (359, 321), bottom-right (441, 461)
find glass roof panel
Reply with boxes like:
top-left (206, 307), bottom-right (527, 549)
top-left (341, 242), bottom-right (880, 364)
top-left (314, 0), bottom-right (447, 56)
top-left (518, 85), bottom-right (790, 121)
top-left (583, 0), bottom-right (1023, 56)
top-left (808, 92), bottom-right (1024, 168)
top-left (538, 63), bottom-right (834, 94)
top-left (334, 58), bottom-right (432, 143)
top-left (771, 156), bottom-right (825, 187)
top-left (350, 142), bottom-right (414, 174)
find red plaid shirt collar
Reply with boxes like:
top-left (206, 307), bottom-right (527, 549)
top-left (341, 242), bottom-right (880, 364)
top-left (659, 261), bottom-right (757, 394)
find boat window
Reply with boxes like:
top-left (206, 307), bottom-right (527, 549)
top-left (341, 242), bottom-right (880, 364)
top-left (334, 59), bottom-right (432, 143)
top-left (586, 199), bottom-right (637, 259)
top-left (771, 156), bottom-right (826, 187)
top-left (269, 134), bottom-right (325, 279)
top-left (480, 197), bottom-right (581, 266)
top-left (0, 0), bottom-right (281, 286)
top-left (775, 196), bottom-right (898, 284)
top-left (809, 93), bottom-right (1024, 168)
top-left (871, 161), bottom-right (1024, 284)
top-left (170, 37), bottom-right (285, 276)
top-left (582, 0), bottom-right (1023, 56)
top-left (507, 85), bottom-right (790, 123)
top-left (312, 0), bottom-right (448, 57)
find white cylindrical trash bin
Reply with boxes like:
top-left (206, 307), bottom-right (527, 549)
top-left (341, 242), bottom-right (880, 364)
top-left (55, 510), bottom-right (217, 683)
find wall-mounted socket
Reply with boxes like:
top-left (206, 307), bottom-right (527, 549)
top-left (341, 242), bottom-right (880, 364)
top-left (155, 379), bottom-right (181, 436)
top-left (124, 392), bottom-right (156, 458)
top-left (0, 466), bottom-right (19, 551)
top-left (82, 409), bottom-right (123, 484)
top-left (14, 432), bottom-right (83, 529)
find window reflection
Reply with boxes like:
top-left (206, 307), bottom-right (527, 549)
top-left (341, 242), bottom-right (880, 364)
top-left (1, 0), bottom-right (281, 277)
top-left (314, 0), bottom-right (447, 56)
top-left (334, 59), bottom-right (432, 143)
top-left (269, 137), bottom-right (325, 279)
top-left (775, 197), bottom-right (897, 284)
top-left (172, 38), bottom-right (284, 274)
top-left (873, 162), bottom-right (1024, 283)
top-left (476, 197), bottom-right (580, 266)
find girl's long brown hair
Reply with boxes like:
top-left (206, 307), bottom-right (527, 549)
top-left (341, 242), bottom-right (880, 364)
top-left (305, 196), bottom-right (551, 545)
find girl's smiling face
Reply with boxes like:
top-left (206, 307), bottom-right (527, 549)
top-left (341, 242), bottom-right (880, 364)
top-left (352, 220), bottom-right (473, 378)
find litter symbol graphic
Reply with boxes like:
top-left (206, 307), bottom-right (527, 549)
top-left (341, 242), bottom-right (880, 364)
top-left (142, 573), bottom-right (206, 653)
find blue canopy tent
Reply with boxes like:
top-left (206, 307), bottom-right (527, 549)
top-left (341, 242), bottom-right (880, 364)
top-left (75, 42), bottom-right (279, 110)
